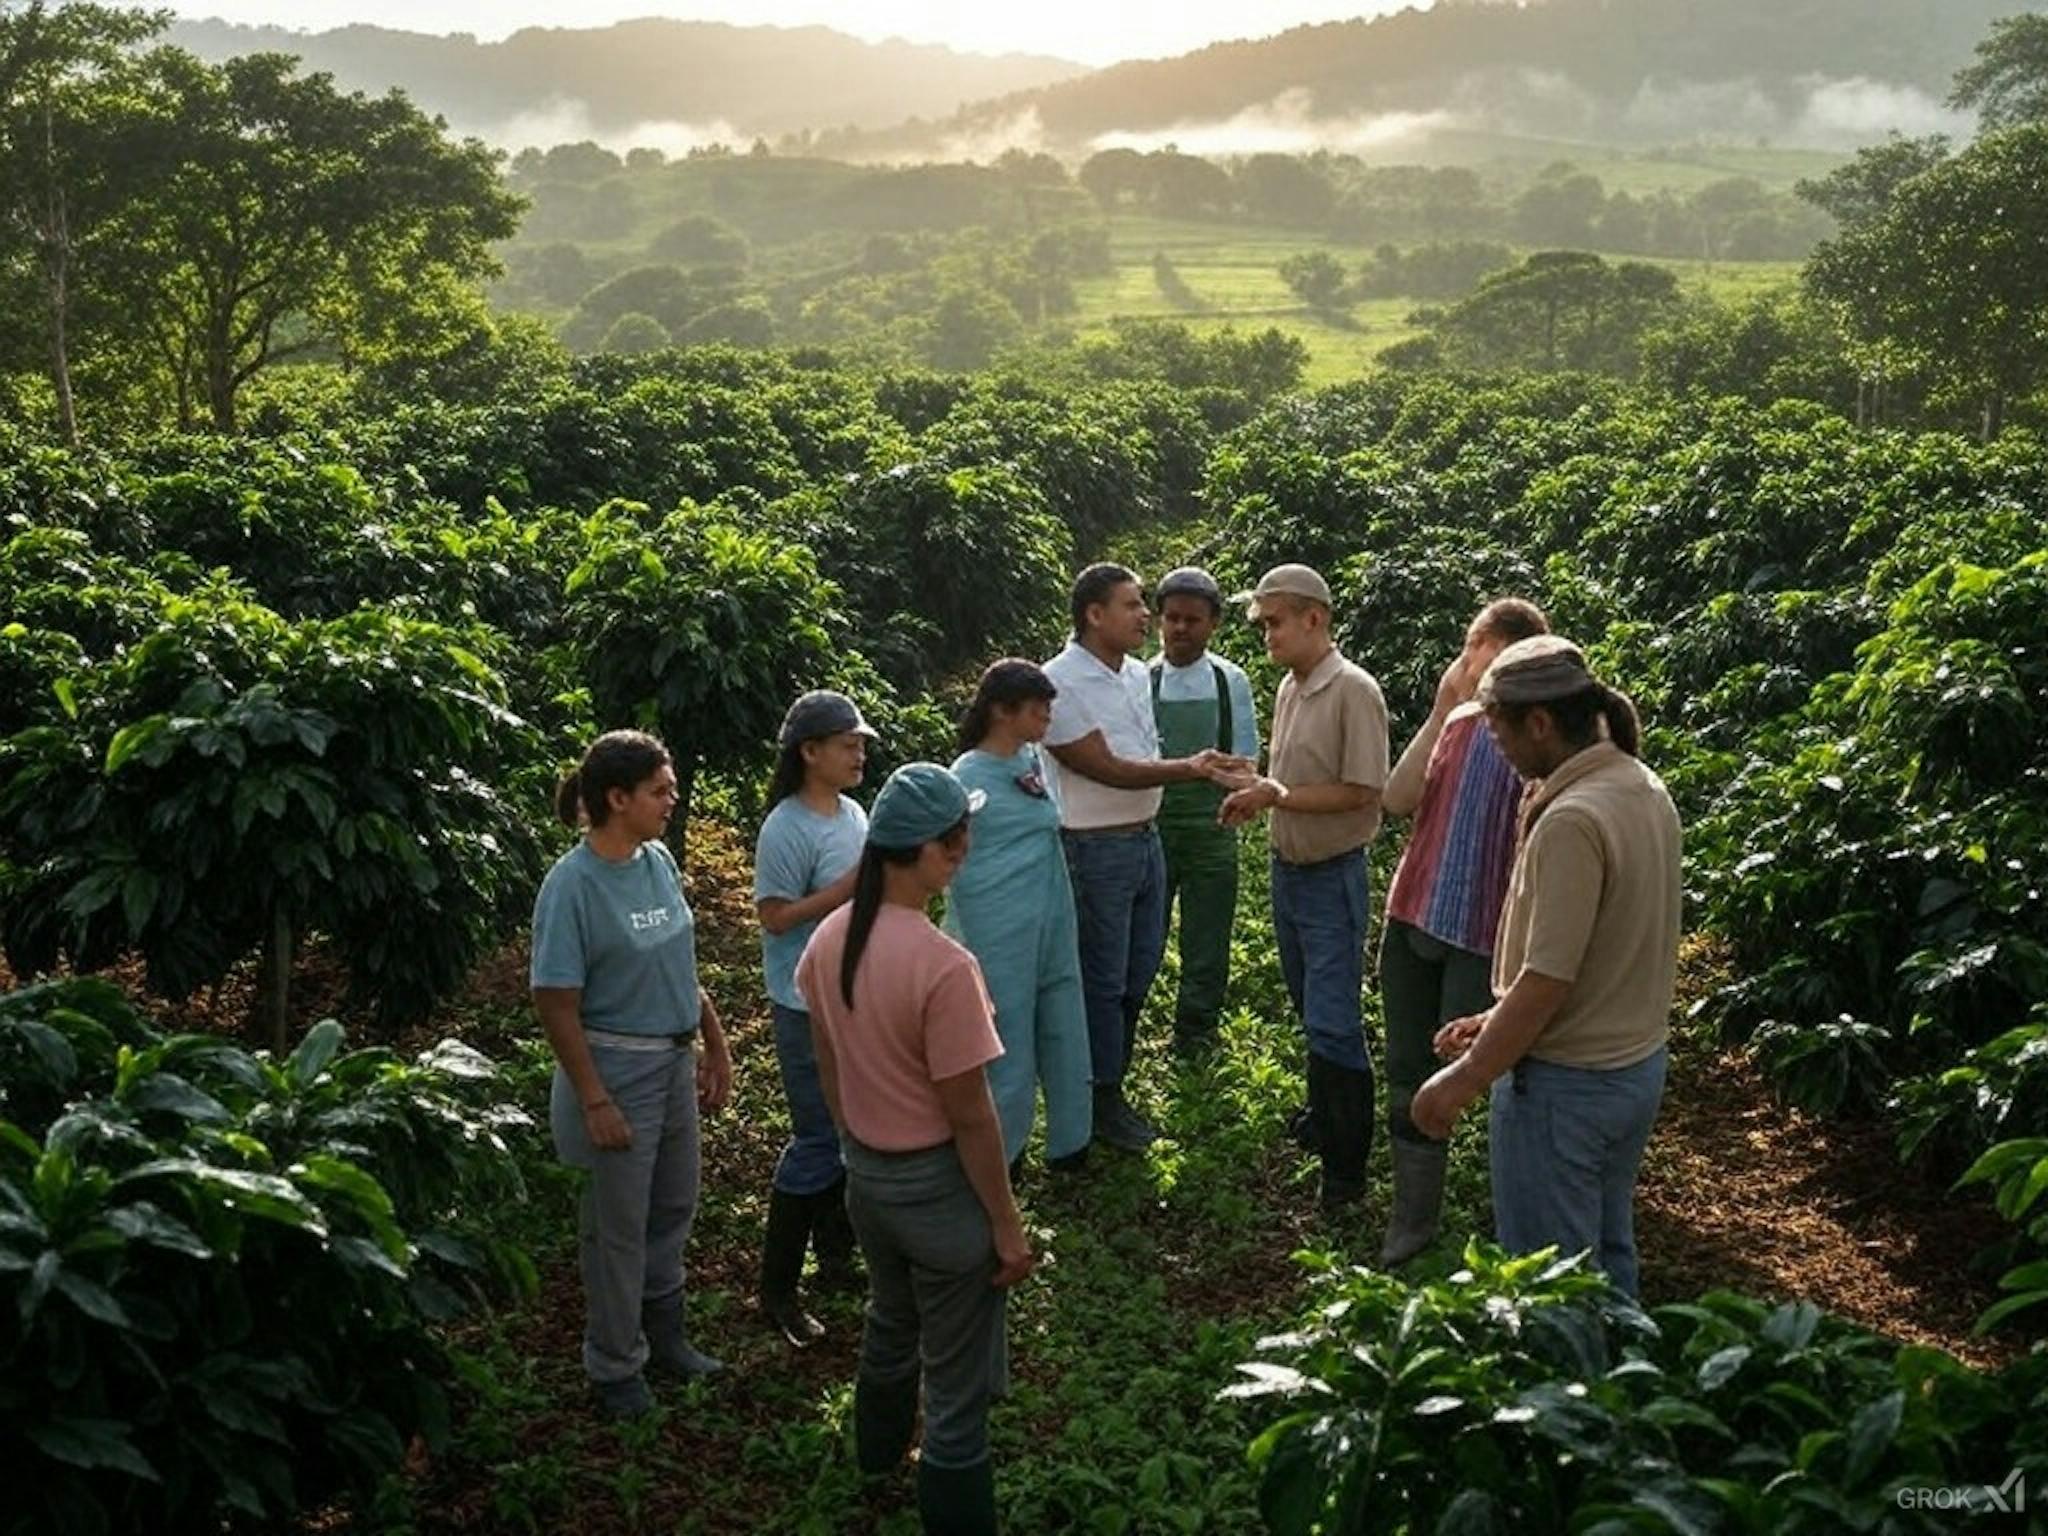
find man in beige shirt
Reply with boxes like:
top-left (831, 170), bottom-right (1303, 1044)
top-left (1410, 634), bottom-right (1680, 1298)
top-left (1219, 564), bottom-right (1389, 1210)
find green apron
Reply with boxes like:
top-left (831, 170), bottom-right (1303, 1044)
top-left (1150, 660), bottom-right (1240, 1036)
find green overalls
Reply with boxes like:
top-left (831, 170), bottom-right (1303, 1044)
top-left (1150, 659), bottom-right (1239, 1045)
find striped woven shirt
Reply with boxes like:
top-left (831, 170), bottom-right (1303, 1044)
top-left (1386, 707), bottom-right (1524, 955)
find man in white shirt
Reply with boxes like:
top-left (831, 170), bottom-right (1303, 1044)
top-left (1043, 563), bottom-right (1245, 1150)
top-left (1149, 567), bottom-right (1261, 1057)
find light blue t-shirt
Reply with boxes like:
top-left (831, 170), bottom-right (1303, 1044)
top-left (1152, 652), bottom-right (1262, 759)
top-left (529, 840), bottom-right (702, 1037)
top-left (754, 794), bottom-right (868, 1012)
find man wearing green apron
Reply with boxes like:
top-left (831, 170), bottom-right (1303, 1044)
top-left (1150, 568), bottom-right (1261, 1056)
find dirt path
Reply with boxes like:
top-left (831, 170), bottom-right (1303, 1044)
top-left (1635, 1028), bottom-right (2015, 1369)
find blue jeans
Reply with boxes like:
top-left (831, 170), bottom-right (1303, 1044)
top-left (1061, 828), bottom-right (1168, 1087)
top-left (1489, 1048), bottom-right (1668, 1299)
top-left (771, 1003), bottom-right (846, 1196)
top-left (1270, 850), bottom-right (1372, 1073)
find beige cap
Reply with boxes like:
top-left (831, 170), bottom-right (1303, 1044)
top-left (1232, 563), bottom-right (1333, 614)
top-left (1476, 634), bottom-right (1593, 706)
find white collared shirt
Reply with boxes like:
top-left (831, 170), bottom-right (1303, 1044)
top-left (1041, 639), bottom-right (1164, 829)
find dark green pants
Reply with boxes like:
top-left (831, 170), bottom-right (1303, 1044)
top-left (1160, 817), bottom-right (1237, 1031)
top-left (1380, 918), bottom-right (1496, 1143)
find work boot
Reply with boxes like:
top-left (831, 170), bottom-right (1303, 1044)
top-left (916, 1457), bottom-right (999, 1536)
top-left (853, 1369), bottom-right (921, 1476)
top-left (642, 1289), bottom-right (725, 1380)
top-left (1091, 1083), bottom-right (1157, 1151)
top-left (1379, 1135), bottom-right (1449, 1267)
top-left (810, 1176), bottom-right (863, 1294)
top-left (759, 1186), bottom-right (825, 1347)
top-left (592, 1372), bottom-right (653, 1421)
top-left (1308, 1054), bottom-right (1374, 1212)
top-left (1170, 1012), bottom-right (1219, 1060)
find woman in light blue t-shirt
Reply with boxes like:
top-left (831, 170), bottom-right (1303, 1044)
top-left (530, 730), bottom-right (733, 1422)
top-left (752, 690), bottom-right (873, 1348)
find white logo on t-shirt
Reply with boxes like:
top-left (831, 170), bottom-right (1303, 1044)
top-left (629, 907), bottom-right (672, 932)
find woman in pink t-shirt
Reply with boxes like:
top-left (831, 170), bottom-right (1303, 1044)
top-left (796, 762), bottom-right (1033, 1535)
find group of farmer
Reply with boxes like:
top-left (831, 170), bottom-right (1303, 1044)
top-left (527, 559), bottom-right (1683, 1535)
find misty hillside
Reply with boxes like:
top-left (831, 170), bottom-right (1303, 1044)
top-left (165, 17), bottom-right (1089, 145)
top-left (837, 0), bottom-right (2045, 156)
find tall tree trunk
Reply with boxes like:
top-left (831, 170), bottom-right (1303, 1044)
top-left (265, 907), bottom-right (293, 1053)
top-left (39, 96), bottom-right (78, 448)
top-left (1982, 392), bottom-right (2004, 443)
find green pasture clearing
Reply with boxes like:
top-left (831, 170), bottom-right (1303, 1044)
top-left (1069, 214), bottom-right (1800, 385)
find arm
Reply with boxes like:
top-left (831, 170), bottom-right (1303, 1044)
top-left (1409, 970), bottom-right (1573, 1139)
top-left (535, 987), bottom-right (631, 1150)
top-left (757, 865), bottom-right (858, 936)
top-left (695, 988), bottom-right (732, 1113)
top-left (1388, 656), bottom-right (1484, 819)
top-left (1219, 777), bottom-right (1380, 827)
top-left (1048, 729), bottom-right (1236, 790)
top-left (933, 1068), bottom-right (1033, 1287)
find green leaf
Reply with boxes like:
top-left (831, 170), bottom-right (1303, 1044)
top-left (105, 1201), bottom-right (213, 1260)
top-left (104, 715), bottom-right (170, 775)
top-left (1697, 1344), bottom-right (1751, 1391)
top-left (54, 1268), bottom-right (133, 1330)
top-left (286, 1019), bottom-right (345, 1089)
top-left (119, 1160), bottom-right (326, 1235)
top-left (27, 1417), bottom-right (158, 1481)
top-left (52, 676), bottom-right (78, 720)
top-left (125, 1073), bottom-right (231, 1125)
top-left (1841, 1391), bottom-right (1902, 1487)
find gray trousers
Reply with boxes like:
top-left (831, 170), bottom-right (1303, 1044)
top-left (845, 1137), bottom-right (1008, 1469)
top-left (550, 1042), bottom-right (701, 1384)
top-left (1489, 1047), bottom-right (1667, 1299)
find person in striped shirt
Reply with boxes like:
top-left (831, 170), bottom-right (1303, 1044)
top-left (1376, 598), bottom-right (1549, 1266)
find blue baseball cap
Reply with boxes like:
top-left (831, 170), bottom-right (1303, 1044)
top-left (868, 762), bottom-right (986, 847)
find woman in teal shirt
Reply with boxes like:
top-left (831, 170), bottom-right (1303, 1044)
top-left (946, 660), bottom-right (1093, 1171)
top-left (531, 729), bottom-right (733, 1421)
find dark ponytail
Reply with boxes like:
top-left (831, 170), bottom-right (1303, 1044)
top-left (839, 815), bottom-right (973, 1006)
top-left (765, 741), bottom-right (808, 812)
top-left (957, 658), bottom-right (1058, 753)
top-left (840, 845), bottom-right (916, 1006)
top-left (1512, 683), bottom-right (1640, 757)
top-left (558, 730), bottom-right (671, 828)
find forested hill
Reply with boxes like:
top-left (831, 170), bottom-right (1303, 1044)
top-left (839, 0), bottom-right (2043, 155)
top-left (164, 17), bottom-right (1088, 143)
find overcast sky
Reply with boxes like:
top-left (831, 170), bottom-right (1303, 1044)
top-left (151, 2), bottom-right (1429, 66)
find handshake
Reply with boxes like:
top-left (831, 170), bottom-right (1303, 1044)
top-left (1181, 749), bottom-right (1285, 829)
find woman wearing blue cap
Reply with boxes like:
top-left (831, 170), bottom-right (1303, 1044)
top-left (947, 659), bottom-right (1092, 1173)
top-left (753, 689), bottom-right (875, 1347)
top-left (797, 762), bottom-right (1033, 1536)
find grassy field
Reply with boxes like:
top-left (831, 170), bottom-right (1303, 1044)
top-left (1067, 214), bottom-right (1802, 387)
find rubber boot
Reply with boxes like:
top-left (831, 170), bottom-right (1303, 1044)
top-left (758, 1187), bottom-right (825, 1347)
top-left (916, 1457), bottom-right (999, 1536)
top-left (592, 1372), bottom-right (653, 1421)
top-left (810, 1176), bottom-right (863, 1295)
top-left (853, 1370), bottom-right (921, 1476)
top-left (1378, 1135), bottom-right (1449, 1267)
top-left (1308, 1055), bottom-right (1373, 1212)
top-left (642, 1289), bottom-right (725, 1380)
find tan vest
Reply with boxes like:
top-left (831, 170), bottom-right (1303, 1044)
top-left (1492, 743), bottom-right (1682, 1069)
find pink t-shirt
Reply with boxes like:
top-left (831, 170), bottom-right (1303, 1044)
top-left (795, 904), bottom-right (1003, 1152)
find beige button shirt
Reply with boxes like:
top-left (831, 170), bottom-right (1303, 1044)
top-left (1267, 647), bottom-right (1390, 864)
top-left (1492, 742), bottom-right (1683, 1070)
